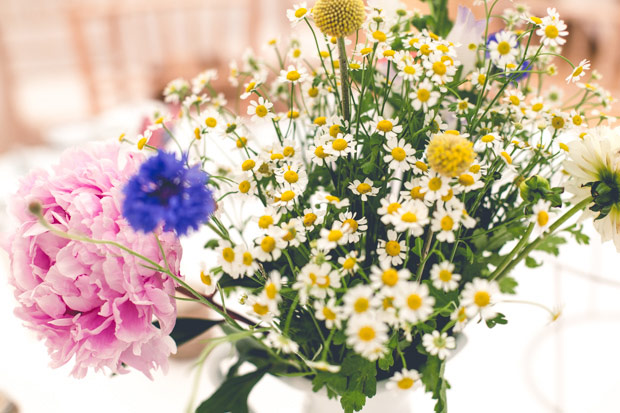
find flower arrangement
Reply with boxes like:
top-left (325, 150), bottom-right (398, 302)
top-left (6, 0), bottom-right (620, 412)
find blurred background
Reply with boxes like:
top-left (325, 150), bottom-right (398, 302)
top-left (1, 0), bottom-right (620, 412)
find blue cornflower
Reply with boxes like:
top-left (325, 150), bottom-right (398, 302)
top-left (122, 151), bottom-right (215, 236)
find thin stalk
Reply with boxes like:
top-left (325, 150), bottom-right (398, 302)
top-left (337, 37), bottom-right (351, 123)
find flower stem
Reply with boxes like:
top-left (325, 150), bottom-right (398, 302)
top-left (337, 37), bottom-right (350, 123)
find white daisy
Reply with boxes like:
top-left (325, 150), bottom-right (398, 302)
top-left (392, 200), bottom-right (430, 236)
top-left (461, 278), bottom-right (501, 320)
top-left (314, 298), bottom-right (344, 329)
top-left (386, 369), bottom-right (422, 392)
top-left (395, 282), bottom-right (435, 324)
top-left (377, 230), bottom-right (407, 266)
top-left (383, 137), bottom-right (416, 172)
top-left (430, 261), bottom-right (461, 292)
top-left (342, 285), bottom-right (380, 317)
top-left (345, 314), bottom-right (389, 361)
top-left (370, 263), bottom-right (411, 291)
top-left (348, 178), bottom-right (379, 202)
top-left (422, 331), bottom-right (456, 360)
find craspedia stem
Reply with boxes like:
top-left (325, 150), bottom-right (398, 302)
top-left (337, 36), bottom-right (350, 123)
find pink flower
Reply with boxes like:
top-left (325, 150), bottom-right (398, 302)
top-left (6, 143), bottom-right (183, 379)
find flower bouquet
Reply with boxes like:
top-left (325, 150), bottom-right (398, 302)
top-left (6, 0), bottom-right (620, 412)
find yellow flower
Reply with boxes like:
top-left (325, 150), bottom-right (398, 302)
top-left (426, 132), bottom-right (475, 177)
top-left (313, 0), bottom-right (365, 37)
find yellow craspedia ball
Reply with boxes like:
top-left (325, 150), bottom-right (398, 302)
top-left (426, 132), bottom-right (476, 177)
top-left (313, 0), bottom-right (366, 37)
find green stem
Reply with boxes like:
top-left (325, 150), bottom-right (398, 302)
top-left (489, 223), bottom-right (534, 281)
top-left (337, 37), bottom-right (351, 123)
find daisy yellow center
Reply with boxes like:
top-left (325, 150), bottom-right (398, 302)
top-left (481, 134), bottom-right (495, 143)
top-left (382, 296), bottom-right (394, 310)
top-left (385, 240), bottom-right (401, 256)
top-left (314, 146), bottom-right (328, 158)
top-left (318, 275), bottom-right (330, 288)
top-left (373, 30), bottom-right (387, 42)
top-left (239, 181), bottom-right (251, 193)
top-left (253, 303), bottom-right (269, 316)
top-left (426, 133), bottom-right (476, 177)
top-left (381, 268), bottom-right (399, 287)
top-left (411, 186), bottom-right (425, 200)
top-left (328, 229), bottom-right (343, 242)
top-left (440, 216), bottom-right (454, 231)
top-left (200, 271), bottom-right (212, 286)
top-left (572, 66), bottom-right (583, 78)
top-left (377, 120), bottom-right (393, 132)
top-left (407, 294), bottom-right (422, 310)
top-left (441, 189), bottom-right (454, 202)
top-left (397, 378), bottom-right (415, 390)
top-left (284, 170), bottom-right (299, 183)
top-left (383, 49), bottom-right (395, 57)
top-left (420, 44), bottom-right (431, 55)
top-left (477, 74), bottom-right (486, 84)
top-left (358, 326), bottom-right (376, 341)
top-left (243, 252), bottom-right (253, 266)
top-left (545, 25), bottom-right (559, 39)
top-left (255, 105), bottom-right (268, 117)
top-left (344, 218), bottom-right (359, 231)
top-left (401, 212), bottom-right (418, 223)
top-left (245, 82), bottom-right (256, 93)
top-left (458, 101), bottom-right (469, 110)
top-left (323, 307), bottom-right (337, 320)
top-left (497, 41), bottom-right (511, 55)
top-left (404, 66), bottom-right (416, 75)
top-left (417, 88), bottom-right (430, 102)
top-left (280, 190), bottom-right (295, 202)
top-left (469, 164), bottom-right (481, 173)
top-left (532, 103), bottom-right (543, 112)
top-left (329, 124), bottom-right (341, 137)
top-left (258, 216), bottom-right (273, 229)
top-left (459, 173), bottom-right (475, 186)
top-left (326, 195), bottom-right (340, 203)
top-left (303, 213), bottom-right (317, 226)
top-left (236, 137), bottom-right (247, 148)
top-left (552, 116), bottom-right (565, 129)
top-left (205, 117), bottom-right (217, 128)
top-left (559, 142), bottom-right (569, 151)
top-left (222, 247), bottom-right (235, 263)
top-left (572, 115), bottom-right (582, 126)
top-left (354, 297), bottom-right (369, 313)
top-left (314, 116), bottom-right (327, 125)
top-left (432, 61), bottom-right (447, 76)
top-left (439, 269), bottom-right (452, 282)
top-left (537, 210), bottom-right (549, 226)
top-left (343, 257), bottom-right (356, 270)
top-left (356, 183), bottom-right (372, 194)
top-left (283, 227), bottom-right (296, 242)
top-left (242, 159), bottom-right (255, 171)
top-left (428, 177), bottom-right (442, 191)
top-left (387, 202), bottom-right (401, 214)
top-left (294, 7), bottom-right (307, 18)
top-left (530, 16), bottom-right (542, 24)
top-left (287, 70), bottom-right (301, 81)
top-left (261, 236), bottom-right (276, 253)
top-left (474, 291), bottom-right (490, 307)
top-left (283, 146), bottom-right (295, 157)
top-left (293, 49), bottom-right (302, 58)
top-left (500, 151), bottom-right (512, 164)
top-left (308, 87), bottom-right (319, 97)
top-left (288, 110), bottom-right (300, 119)
top-left (509, 96), bottom-right (520, 106)
top-left (416, 161), bottom-right (428, 172)
top-left (265, 283), bottom-right (277, 299)
top-left (392, 147), bottom-right (407, 161)
top-left (332, 138), bottom-right (348, 151)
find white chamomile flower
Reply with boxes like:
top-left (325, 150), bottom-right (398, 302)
top-left (419, 171), bottom-right (452, 201)
top-left (217, 240), bottom-right (242, 278)
top-left (236, 244), bottom-right (259, 277)
top-left (343, 285), bottom-right (380, 317)
top-left (191, 69), bottom-right (218, 94)
top-left (200, 110), bottom-right (225, 134)
top-left (345, 315), bottom-right (388, 361)
top-left (336, 211), bottom-right (368, 243)
top-left (397, 58), bottom-right (422, 82)
top-left (431, 207), bottom-right (461, 243)
top-left (451, 306), bottom-right (469, 333)
top-left (455, 171), bottom-right (484, 193)
top-left (471, 70), bottom-right (487, 89)
top-left (273, 186), bottom-right (300, 210)
top-left (278, 64), bottom-right (308, 85)
top-left (326, 133), bottom-right (357, 157)
top-left (247, 97), bottom-right (275, 122)
top-left (338, 250), bottom-right (364, 274)
top-left (383, 137), bottom-right (416, 172)
top-left (456, 98), bottom-right (473, 115)
top-left (317, 221), bottom-right (351, 251)
top-left (163, 78), bottom-right (189, 103)
top-left (488, 31), bottom-right (518, 68)
top-left (370, 116), bottom-right (403, 138)
top-left (276, 162), bottom-right (308, 189)
top-left (422, 330), bottom-right (455, 360)
top-left (396, 282), bottom-right (435, 324)
top-left (411, 79), bottom-right (440, 111)
top-left (392, 200), bottom-right (430, 236)
top-left (254, 229), bottom-right (287, 262)
top-left (536, 9), bottom-right (568, 47)
top-left (378, 197), bottom-right (405, 225)
top-left (566, 59), bottom-right (590, 84)
top-left (322, 193), bottom-right (350, 209)
top-left (286, 2), bottom-right (309, 25)
top-left (370, 263), bottom-right (411, 291)
top-left (199, 267), bottom-right (221, 295)
top-left (255, 207), bottom-right (283, 231)
top-left (280, 218), bottom-right (307, 247)
top-left (308, 138), bottom-right (332, 165)
top-left (430, 261), bottom-right (461, 292)
top-left (247, 294), bottom-right (279, 323)
top-left (386, 369), bottom-right (422, 392)
top-left (314, 298), bottom-right (343, 329)
top-left (377, 230), bottom-right (406, 266)
top-left (301, 207), bottom-right (325, 231)
top-left (531, 199), bottom-right (552, 232)
top-left (236, 173), bottom-right (258, 198)
top-left (423, 53), bottom-right (457, 84)
top-left (265, 331), bottom-right (299, 354)
top-left (461, 278), bottom-right (501, 320)
top-left (240, 77), bottom-right (262, 99)
top-left (348, 178), bottom-right (379, 201)
top-left (401, 179), bottom-right (428, 203)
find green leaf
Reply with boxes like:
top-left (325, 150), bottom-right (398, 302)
top-left (485, 312), bottom-right (508, 329)
top-left (203, 239), bottom-right (220, 249)
top-left (498, 276), bottom-right (518, 294)
top-left (195, 367), bottom-right (267, 413)
top-left (312, 371), bottom-right (347, 398)
top-left (525, 256), bottom-right (542, 268)
top-left (378, 350), bottom-right (394, 371)
top-left (411, 236), bottom-right (424, 257)
top-left (153, 318), bottom-right (221, 347)
top-left (340, 390), bottom-right (366, 413)
top-left (534, 235), bottom-right (566, 256)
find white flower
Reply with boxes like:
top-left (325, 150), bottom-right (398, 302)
top-left (423, 53), bottom-right (457, 84)
top-left (314, 298), bottom-right (344, 329)
top-left (370, 263), bottom-right (411, 291)
top-left (386, 369), bottom-right (422, 392)
top-left (377, 230), bottom-right (406, 266)
top-left (335, 211), bottom-right (368, 243)
top-left (318, 221), bottom-right (351, 251)
top-left (338, 250), bottom-right (364, 274)
top-left (392, 200), bottom-right (430, 236)
top-left (326, 133), bottom-right (357, 158)
top-left (343, 285), bottom-right (380, 317)
top-left (273, 187), bottom-right (300, 210)
top-left (345, 314), bottom-right (389, 361)
top-left (411, 79), bottom-right (440, 111)
top-left (286, 2), bottom-right (309, 25)
top-left (430, 261), bottom-right (461, 292)
top-left (191, 69), bottom-right (218, 94)
top-left (305, 360), bottom-right (341, 373)
top-left (217, 240), bottom-right (242, 278)
top-left (419, 171), bottom-right (452, 202)
top-left (199, 267), bottom-right (221, 295)
top-left (451, 306), bottom-right (468, 333)
top-left (395, 282), bottom-right (435, 324)
top-left (265, 332), bottom-right (299, 354)
top-left (247, 294), bottom-right (279, 323)
top-left (383, 137), bottom-right (416, 172)
top-left (422, 331), bottom-right (456, 360)
top-left (247, 97), bottom-right (275, 122)
top-left (236, 245), bottom-right (260, 277)
top-left (461, 278), bottom-right (501, 320)
top-left (536, 9), bottom-right (568, 47)
top-left (254, 230), bottom-right (287, 262)
top-left (531, 199), bottom-right (552, 232)
top-left (566, 59), bottom-right (590, 84)
top-left (348, 178), bottom-right (379, 201)
top-left (370, 116), bottom-right (403, 139)
top-left (488, 31), bottom-right (518, 68)
top-left (278, 65), bottom-right (308, 85)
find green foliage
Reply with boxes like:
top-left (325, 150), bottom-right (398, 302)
top-left (195, 367), bottom-right (268, 413)
top-left (421, 356), bottom-right (449, 413)
top-left (498, 276), bottom-right (518, 294)
top-left (485, 313), bottom-right (508, 329)
top-left (534, 234), bottom-right (567, 256)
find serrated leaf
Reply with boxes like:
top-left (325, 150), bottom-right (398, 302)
top-left (195, 367), bottom-right (267, 413)
top-left (498, 276), bottom-right (518, 294)
top-left (153, 318), bottom-right (221, 347)
top-left (378, 350), bottom-right (394, 371)
top-left (312, 371), bottom-right (347, 398)
top-left (535, 235), bottom-right (566, 256)
top-left (340, 390), bottom-right (366, 413)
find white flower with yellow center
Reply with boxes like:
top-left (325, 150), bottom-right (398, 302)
top-left (531, 199), bottom-right (552, 233)
top-left (308, 137), bottom-right (332, 166)
top-left (470, 70), bottom-right (487, 89)
top-left (488, 31), bottom-right (518, 67)
top-left (254, 207), bottom-right (283, 231)
top-left (236, 173), bottom-right (257, 198)
top-left (199, 267), bottom-right (221, 295)
top-left (370, 263), bottom-right (410, 292)
top-left (247, 294), bottom-right (279, 323)
top-left (345, 314), bottom-right (389, 361)
top-left (504, 89), bottom-right (525, 110)
top-left (240, 76), bottom-right (263, 100)
top-left (348, 178), bottom-right (379, 201)
top-left (454, 171), bottom-right (484, 193)
top-left (273, 186), bottom-right (300, 210)
top-left (451, 306), bottom-right (468, 333)
top-left (386, 369), bottom-right (422, 392)
top-left (326, 133), bottom-right (357, 158)
top-left (419, 171), bottom-right (452, 202)
top-left (431, 207), bottom-right (461, 243)
top-left (275, 162), bottom-right (308, 189)
top-left (286, 2), bottom-right (309, 25)
top-left (378, 196), bottom-right (405, 225)
top-left (455, 98), bottom-right (473, 115)
top-left (397, 58), bottom-right (422, 82)
top-left (423, 53), bottom-right (457, 84)
top-left (318, 221), bottom-right (351, 251)
top-left (411, 79), bottom-right (440, 111)
top-left (566, 59), bottom-right (590, 84)
top-left (343, 285), bottom-right (380, 317)
top-left (460, 207), bottom-right (477, 229)
top-left (396, 282), bottom-right (435, 324)
top-left (263, 271), bottom-right (283, 303)
top-left (474, 132), bottom-right (502, 152)
top-left (301, 207), bottom-right (325, 231)
top-left (254, 229), bottom-right (287, 262)
top-left (401, 179), bottom-right (428, 203)
top-left (217, 240), bottom-right (242, 278)
top-left (308, 267), bottom-right (340, 301)
top-left (321, 193), bottom-right (350, 209)
top-left (461, 278), bottom-right (501, 320)
top-left (314, 298), bottom-right (343, 329)
top-left (247, 97), bottom-right (275, 122)
top-left (383, 137), bottom-right (416, 172)
top-left (392, 200), bottom-right (430, 235)
top-left (377, 230), bottom-right (407, 266)
top-left (568, 110), bottom-right (585, 128)
top-left (370, 116), bottom-right (403, 139)
top-left (191, 69), bottom-right (218, 94)
top-left (338, 250), bottom-right (364, 274)
top-left (163, 78), bottom-right (189, 104)
top-left (278, 64), bottom-right (309, 85)
top-left (236, 244), bottom-right (259, 277)
top-left (536, 10), bottom-right (568, 47)
top-left (430, 261), bottom-right (461, 292)
top-left (199, 110), bottom-right (225, 135)
top-left (422, 331), bottom-right (455, 360)
top-left (336, 211), bottom-right (368, 243)
top-left (265, 331), bottom-right (299, 354)
top-left (280, 218), bottom-right (307, 247)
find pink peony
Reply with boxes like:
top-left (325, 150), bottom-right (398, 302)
top-left (6, 143), bottom-right (183, 378)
